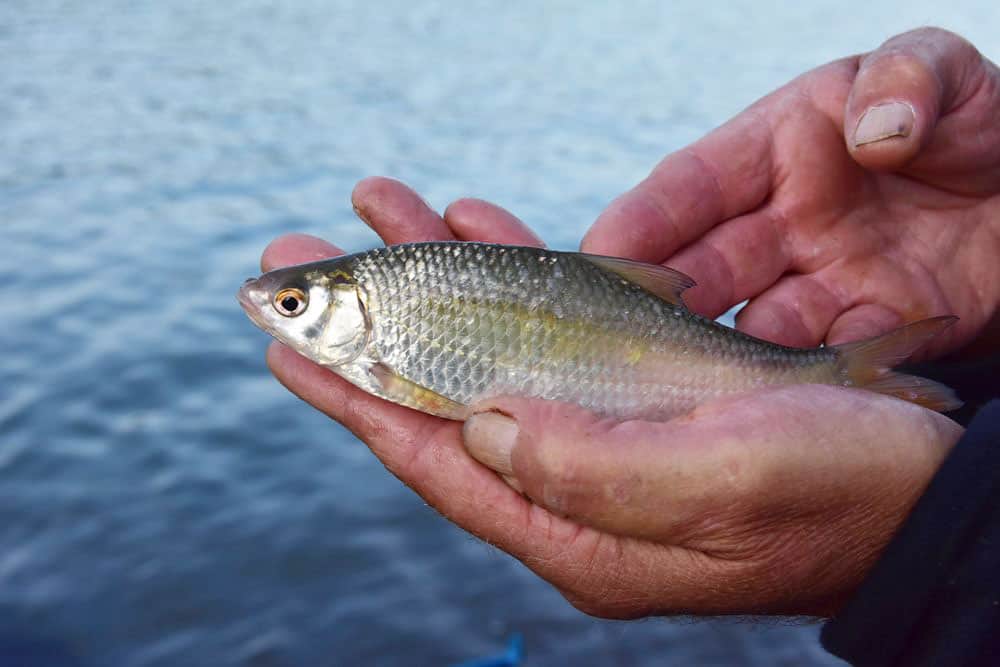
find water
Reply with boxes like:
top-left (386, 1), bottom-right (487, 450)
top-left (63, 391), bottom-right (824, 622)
top-left (2, 2), bottom-right (997, 665)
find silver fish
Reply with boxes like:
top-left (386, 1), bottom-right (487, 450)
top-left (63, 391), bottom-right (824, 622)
top-left (239, 242), bottom-right (960, 420)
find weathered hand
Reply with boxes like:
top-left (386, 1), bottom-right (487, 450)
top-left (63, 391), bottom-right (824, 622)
top-left (459, 386), bottom-right (962, 618)
top-left (262, 179), bottom-right (962, 618)
top-left (584, 27), bottom-right (1000, 356)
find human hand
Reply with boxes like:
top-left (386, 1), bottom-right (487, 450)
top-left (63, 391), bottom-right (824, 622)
top-left (584, 27), bottom-right (1000, 356)
top-left (262, 179), bottom-right (962, 618)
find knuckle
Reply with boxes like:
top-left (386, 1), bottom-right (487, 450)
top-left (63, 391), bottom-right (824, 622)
top-left (873, 28), bottom-right (980, 80)
top-left (905, 26), bottom-right (973, 50)
top-left (869, 51), bottom-right (936, 87)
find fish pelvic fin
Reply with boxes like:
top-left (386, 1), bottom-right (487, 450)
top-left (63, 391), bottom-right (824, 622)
top-left (834, 315), bottom-right (962, 412)
top-left (369, 363), bottom-right (470, 421)
top-left (580, 254), bottom-right (695, 307)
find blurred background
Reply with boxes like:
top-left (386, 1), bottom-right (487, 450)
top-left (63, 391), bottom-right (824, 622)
top-left (2, 1), bottom-right (998, 665)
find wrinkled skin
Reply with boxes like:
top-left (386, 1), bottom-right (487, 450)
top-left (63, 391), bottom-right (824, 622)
top-left (261, 28), bottom-right (998, 618)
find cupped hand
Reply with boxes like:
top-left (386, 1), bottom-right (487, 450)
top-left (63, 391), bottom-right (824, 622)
top-left (261, 179), bottom-right (962, 618)
top-left (460, 387), bottom-right (962, 618)
top-left (584, 27), bottom-right (1000, 356)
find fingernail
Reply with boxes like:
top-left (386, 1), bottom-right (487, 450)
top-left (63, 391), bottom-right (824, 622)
top-left (463, 412), bottom-right (518, 476)
top-left (854, 102), bottom-right (914, 146)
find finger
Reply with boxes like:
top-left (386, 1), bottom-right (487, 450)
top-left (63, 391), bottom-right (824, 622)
top-left (443, 198), bottom-right (546, 247)
top-left (261, 234), bottom-right (343, 272)
top-left (847, 27), bottom-right (996, 179)
top-left (735, 274), bottom-right (845, 347)
top-left (826, 303), bottom-right (903, 346)
top-left (351, 176), bottom-right (455, 244)
top-left (666, 208), bottom-right (790, 318)
top-left (581, 110), bottom-right (774, 263)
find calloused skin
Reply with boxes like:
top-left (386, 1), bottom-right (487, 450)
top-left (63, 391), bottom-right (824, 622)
top-left (261, 28), bottom-right (997, 618)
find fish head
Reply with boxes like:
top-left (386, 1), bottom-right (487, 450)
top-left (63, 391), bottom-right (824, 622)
top-left (238, 261), bottom-right (370, 367)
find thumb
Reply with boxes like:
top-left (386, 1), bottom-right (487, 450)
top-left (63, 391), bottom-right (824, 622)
top-left (461, 397), bottom-right (747, 542)
top-left (846, 27), bottom-right (984, 171)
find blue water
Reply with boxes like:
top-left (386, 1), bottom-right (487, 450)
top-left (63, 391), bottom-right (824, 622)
top-left (3, 2), bottom-right (998, 665)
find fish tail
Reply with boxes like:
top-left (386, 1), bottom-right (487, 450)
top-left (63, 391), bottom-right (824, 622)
top-left (834, 316), bottom-right (962, 412)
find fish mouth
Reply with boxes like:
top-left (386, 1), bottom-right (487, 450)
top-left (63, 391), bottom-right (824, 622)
top-left (237, 279), bottom-right (272, 332)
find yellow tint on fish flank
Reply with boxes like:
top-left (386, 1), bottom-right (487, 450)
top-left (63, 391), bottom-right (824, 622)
top-left (506, 303), bottom-right (619, 364)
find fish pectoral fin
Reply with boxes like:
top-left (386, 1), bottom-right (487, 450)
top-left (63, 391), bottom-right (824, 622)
top-left (579, 254), bottom-right (695, 307)
top-left (369, 363), bottom-right (469, 421)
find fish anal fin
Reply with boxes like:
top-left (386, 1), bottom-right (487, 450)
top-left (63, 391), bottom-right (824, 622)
top-left (864, 372), bottom-right (962, 412)
top-left (370, 363), bottom-right (469, 421)
top-left (580, 254), bottom-right (695, 307)
top-left (834, 315), bottom-right (962, 412)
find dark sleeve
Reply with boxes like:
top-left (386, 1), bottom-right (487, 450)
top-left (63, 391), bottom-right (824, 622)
top-left (820, 399), bottom-right (1000, 666)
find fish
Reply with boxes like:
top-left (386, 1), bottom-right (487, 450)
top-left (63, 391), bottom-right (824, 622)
top-left (238, 241), bottom-right (961, 421)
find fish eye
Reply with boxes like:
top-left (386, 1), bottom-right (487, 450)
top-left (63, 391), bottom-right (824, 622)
top-left (273, 287), bottom-right (308, 317)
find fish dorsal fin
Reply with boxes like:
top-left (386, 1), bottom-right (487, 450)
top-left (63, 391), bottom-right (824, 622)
top-left (580, 254), bottom-right (696, 307)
